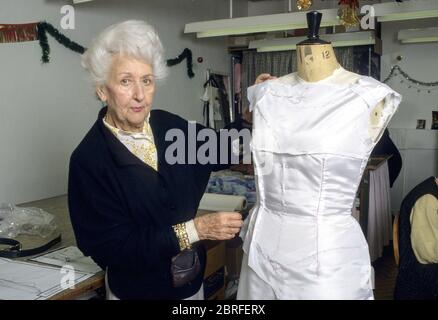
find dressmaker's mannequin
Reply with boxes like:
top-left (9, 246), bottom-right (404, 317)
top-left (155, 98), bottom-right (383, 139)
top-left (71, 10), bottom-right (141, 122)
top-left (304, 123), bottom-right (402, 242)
top-left (289, 11), bottom-right (385, 141)
top-left (295, 11), bottom-right (342, 83)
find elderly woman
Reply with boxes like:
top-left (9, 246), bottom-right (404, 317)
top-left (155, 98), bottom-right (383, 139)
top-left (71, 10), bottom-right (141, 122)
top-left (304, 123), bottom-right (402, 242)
top-left (68, 20), bottom-right (244, 300)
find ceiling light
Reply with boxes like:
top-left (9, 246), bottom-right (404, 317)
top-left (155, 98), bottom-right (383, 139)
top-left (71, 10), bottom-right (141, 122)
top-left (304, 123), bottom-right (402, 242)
top-left (398, 27), bottom-right (438, 44)
top-left (184, 8), bottom-right (340, 38)
top-left (374, 0), bottom-right (438, 22)
top-left (249, 31), bottom-right (375, 52)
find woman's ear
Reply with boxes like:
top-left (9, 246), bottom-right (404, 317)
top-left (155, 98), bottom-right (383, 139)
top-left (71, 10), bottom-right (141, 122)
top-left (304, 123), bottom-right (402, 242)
top-left (96, 85), bottom-right (107, 102)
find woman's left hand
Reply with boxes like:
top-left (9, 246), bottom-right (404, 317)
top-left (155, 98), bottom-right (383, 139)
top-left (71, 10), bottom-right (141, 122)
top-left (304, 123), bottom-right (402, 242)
top-left (194, 212), bottom-right (243, 241)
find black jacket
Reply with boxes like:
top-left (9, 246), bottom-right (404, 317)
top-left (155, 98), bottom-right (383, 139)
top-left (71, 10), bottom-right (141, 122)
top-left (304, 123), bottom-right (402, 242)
top-left (371, 129), bottom-right (402, 188)
top-left (394, 176), bottom-right (438, 300)
top-left (68, 107), bottom-right (241, 299)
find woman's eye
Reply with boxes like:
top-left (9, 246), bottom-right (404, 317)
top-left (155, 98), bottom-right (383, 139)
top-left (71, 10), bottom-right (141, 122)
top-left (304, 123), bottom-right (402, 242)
top-left (121, 79), bottom-right (131, 85)
top-left (143, 78), bottom-right (152, 85)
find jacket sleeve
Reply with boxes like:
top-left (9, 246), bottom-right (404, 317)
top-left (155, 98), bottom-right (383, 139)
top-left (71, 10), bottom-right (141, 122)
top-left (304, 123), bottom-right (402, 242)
top-left (67, 154), bottom-right (180, 273)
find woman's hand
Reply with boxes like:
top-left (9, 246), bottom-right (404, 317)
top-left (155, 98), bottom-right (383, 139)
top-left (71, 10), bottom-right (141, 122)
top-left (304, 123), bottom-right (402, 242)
top-left (255, 73), bottom-right (277, 84)
top-left (241, 73), bottom-right (277, 125)
top-left (194, 212), bottom-right (243, 241)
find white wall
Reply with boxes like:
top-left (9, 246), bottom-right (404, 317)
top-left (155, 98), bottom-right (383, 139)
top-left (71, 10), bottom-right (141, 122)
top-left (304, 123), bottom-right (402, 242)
top-left (0, 0), bottom-right (230, 204)
top-left (381, 18), bottom-right (438, 129)
top-left (232, 0), bottom-right (249, 18)
top-left (380, 18), bottom-right (438, 212)
top-left (248, 0), bottom-right (286, 16)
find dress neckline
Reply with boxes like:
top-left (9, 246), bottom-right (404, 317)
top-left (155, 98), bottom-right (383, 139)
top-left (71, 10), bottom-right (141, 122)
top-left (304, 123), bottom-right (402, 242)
top-left (295, 66), bottom-right (346, 85)
top-left (293, 66), bottom-right (364, 87)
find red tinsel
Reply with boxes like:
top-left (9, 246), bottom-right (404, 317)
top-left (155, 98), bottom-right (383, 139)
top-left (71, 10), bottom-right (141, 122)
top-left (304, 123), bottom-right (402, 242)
top-left (0, 23), bottom-right (39, 43)
top-left (338, 0), bottom-right (360, 8)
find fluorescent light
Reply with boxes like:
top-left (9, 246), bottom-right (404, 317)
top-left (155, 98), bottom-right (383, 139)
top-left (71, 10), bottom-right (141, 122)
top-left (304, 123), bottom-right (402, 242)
top-left (249, 31), bottom-right (375, 53)
top-left (398, 27), bottom-right (438, 44)
top-left (185, 0), bottom-right (438, 39)
top-left (184, 8), bottom-right (340, 38)
top-left (373, 0), bottom-right (438, 22)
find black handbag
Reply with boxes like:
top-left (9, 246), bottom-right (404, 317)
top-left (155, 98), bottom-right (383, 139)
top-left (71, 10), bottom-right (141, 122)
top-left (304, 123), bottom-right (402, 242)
top-left (170, 248), bottom-right (201, 287)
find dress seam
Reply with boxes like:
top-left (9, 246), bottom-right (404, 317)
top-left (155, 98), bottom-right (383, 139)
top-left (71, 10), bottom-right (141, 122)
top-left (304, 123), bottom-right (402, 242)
top-left (315, 157), bottom-right (326, 277)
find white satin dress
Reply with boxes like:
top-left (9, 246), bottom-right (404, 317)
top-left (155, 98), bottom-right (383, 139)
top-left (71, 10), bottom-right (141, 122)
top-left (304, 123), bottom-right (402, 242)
top-left (238, 68), bottom-right (402, 300)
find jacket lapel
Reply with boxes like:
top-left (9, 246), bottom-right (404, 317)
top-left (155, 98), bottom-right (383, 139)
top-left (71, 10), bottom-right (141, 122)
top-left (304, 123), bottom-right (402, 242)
top-left (150, 110), bottom-right (172, 170)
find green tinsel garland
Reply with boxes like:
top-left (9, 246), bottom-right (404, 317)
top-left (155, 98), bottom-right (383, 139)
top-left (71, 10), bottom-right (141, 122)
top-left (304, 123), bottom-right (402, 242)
top-left (167, 48), bottom-right (195, 78)
top-left (36, 22), bottom-right (194, 78)
top-left (37, 22), bottom-right (85, 63)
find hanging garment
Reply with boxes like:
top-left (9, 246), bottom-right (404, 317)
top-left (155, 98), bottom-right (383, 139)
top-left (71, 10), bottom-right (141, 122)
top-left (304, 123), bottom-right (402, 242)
top-left (371, 129), bottom-right (402, 188)
top-left (240, 67), bottom-right (402, 300)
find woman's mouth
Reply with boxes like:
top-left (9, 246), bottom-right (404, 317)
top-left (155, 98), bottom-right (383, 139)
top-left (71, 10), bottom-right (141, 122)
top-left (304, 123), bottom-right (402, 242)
top-left (131, 106), bottom-right (144, 113)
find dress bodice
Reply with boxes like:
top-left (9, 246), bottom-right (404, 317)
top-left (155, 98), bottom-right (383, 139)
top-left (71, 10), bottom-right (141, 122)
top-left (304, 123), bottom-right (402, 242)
top-left (248, 70), bottom-right (401, 219)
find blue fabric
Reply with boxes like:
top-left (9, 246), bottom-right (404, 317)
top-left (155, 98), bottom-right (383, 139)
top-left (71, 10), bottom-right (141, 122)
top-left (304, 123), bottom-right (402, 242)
top-left (207, 174), bottom-right (256, 205)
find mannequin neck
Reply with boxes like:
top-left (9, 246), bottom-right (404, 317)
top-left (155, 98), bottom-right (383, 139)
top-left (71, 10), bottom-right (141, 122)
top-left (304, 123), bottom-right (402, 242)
top-left (296, 43), bottom-right (340, 82)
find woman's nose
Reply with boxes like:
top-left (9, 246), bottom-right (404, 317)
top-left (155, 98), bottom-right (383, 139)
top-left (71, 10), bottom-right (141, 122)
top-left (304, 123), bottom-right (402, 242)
top-left (132, 82), bottom-right (145, 101)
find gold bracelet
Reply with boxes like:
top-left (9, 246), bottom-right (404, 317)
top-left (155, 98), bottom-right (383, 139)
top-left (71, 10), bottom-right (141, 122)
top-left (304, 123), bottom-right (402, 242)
top-left (172, 223), bottom-right (192, 250)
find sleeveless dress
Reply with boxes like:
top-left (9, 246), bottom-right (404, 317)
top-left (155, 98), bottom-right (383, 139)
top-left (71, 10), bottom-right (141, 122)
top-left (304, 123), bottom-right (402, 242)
top-left (240, 68), bottom-right (402, 299)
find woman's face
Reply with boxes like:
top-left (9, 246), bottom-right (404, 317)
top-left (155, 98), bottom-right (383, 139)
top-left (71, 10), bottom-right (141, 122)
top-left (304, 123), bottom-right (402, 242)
top-left (97, 54), bottom-right (156, 132)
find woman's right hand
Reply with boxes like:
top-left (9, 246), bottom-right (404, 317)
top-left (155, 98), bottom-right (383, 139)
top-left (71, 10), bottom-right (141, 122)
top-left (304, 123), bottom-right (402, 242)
top-left (255, 73), bottom-right (277, 84)
top-left (194, 212), bottom-right (243, 241)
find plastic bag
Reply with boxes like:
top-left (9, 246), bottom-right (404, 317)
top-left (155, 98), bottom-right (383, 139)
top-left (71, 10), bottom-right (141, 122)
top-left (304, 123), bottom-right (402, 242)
top-left (0, 203), bottom-right (58, 238)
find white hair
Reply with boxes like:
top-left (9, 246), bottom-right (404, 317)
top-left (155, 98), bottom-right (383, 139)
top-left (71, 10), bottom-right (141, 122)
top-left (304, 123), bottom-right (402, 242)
top-left (81, 20), bottom-right (168, 86)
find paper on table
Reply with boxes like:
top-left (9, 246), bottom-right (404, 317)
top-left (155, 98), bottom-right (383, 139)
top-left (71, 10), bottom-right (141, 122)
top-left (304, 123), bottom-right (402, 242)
top-left (30, 246), bottom-right (102, 274)
top-left (198, 193), bottom-right (247, 212)
top-left (0, 258), bottom-right (93, 300)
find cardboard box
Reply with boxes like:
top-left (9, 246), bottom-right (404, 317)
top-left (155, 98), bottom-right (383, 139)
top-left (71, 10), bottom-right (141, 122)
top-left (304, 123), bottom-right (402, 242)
top-left (203, 241), bottom-right (226, 278)
top-left (209, 285), bottom-right (225, 300)
top-left (200, 240), bottom-right (226, 300)
top-left (204, 266), bottom-right (225, 300)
